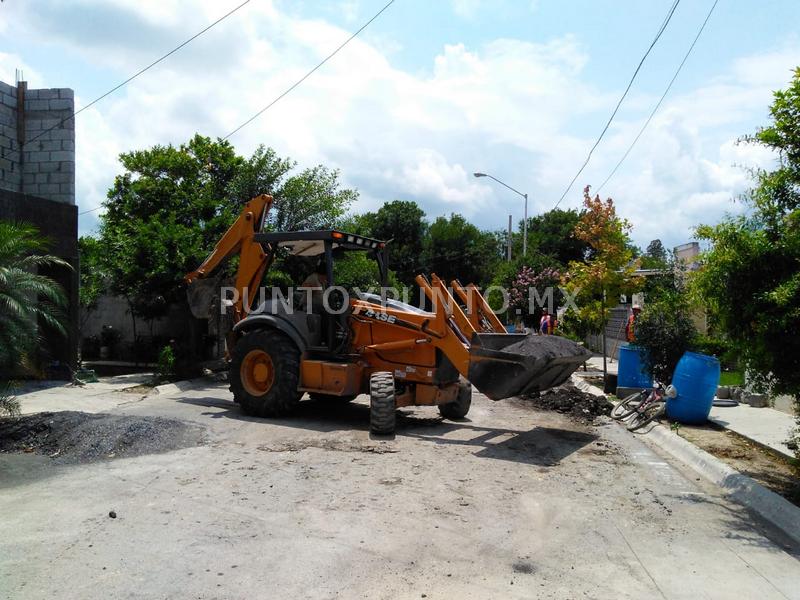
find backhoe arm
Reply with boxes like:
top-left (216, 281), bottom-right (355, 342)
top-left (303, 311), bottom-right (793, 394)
top-left (452, 279), bottom-right (506, 333)
top-left (185, 194), bottom-right (273, 323)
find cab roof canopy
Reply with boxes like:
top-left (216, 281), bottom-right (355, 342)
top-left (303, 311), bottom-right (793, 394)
top-left (253, 230), bottom-right (386, 257)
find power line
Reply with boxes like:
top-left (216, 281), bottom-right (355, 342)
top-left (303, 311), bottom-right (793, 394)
top-left (81, 0), bottom-right (396, 218)
top-left (552, 0), bottom-right (681, 209)
top-left (597, 0), bottom-right (719, 193)
top-left (222, 0), bottom-right (396, 140)
top-left (30, 0), bottom-right (252, 150)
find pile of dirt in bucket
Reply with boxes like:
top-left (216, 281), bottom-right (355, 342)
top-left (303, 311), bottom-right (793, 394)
top-left (0, 412), bottom-right (204, 464)
top-left (521, 385), bottom-right (612, 424)
top-left (503, 334), bottom-right (590, 360)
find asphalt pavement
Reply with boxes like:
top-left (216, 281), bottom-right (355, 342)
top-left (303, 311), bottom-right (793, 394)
top-left (1, 382), bottom-right (798, 599)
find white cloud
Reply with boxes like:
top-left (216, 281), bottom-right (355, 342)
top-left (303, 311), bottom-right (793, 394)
top-left (451, 0), bottom-right (482, 19)
top-left (4, 0), bottom-right (796, 249)
top-left (0, 53), bottom-right (43, 88)
top-left (389, 149), bottom-right (492, 214)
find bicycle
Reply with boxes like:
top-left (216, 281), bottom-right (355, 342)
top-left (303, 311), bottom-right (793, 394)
top-left (611, 383), bottom-right (677, 431)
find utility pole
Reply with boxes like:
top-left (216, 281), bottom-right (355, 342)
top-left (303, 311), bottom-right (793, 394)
top-left (473, 172), bottom-right (528, 256)
top-left (507, 214), bottom-right (512, 261)
top-left (523, 193), bottom-right (528, 258)
top-left (602, 287), bottom-right (608, 390)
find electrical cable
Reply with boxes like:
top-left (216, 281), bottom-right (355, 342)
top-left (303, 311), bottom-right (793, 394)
top-left (28, 0), bottom-right (252, 150)
top-left (596, 0), bottom-right (719, 193)
top-left (222, 0), bottom-right (396, 140)
top-left (553, 0), bottom-right (681, 209)
top-left (80, 0), bottom-right (396, 217)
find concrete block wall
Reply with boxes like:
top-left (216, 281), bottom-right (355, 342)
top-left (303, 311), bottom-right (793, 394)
top-left (0, 81), bottom-right (21, 190)
top-left (0, 80), bottom-right (75, 205)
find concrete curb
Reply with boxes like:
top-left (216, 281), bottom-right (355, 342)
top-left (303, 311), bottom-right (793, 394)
top-left (646, 425), bottom-right (800, 545)
top-left (572, 374), bottom-right (800, 545)
top-left (152, 375), bottom-right (223, 397)
top-left (571, 376), bottom-right (606, 398)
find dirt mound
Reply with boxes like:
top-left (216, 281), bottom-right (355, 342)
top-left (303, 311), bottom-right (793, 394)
top-left (0, 411), bottom-right (204, 464)
top-left (503, 334), bottom-right (590, 360)
top-left (521, 385), bottom-right (612, 424)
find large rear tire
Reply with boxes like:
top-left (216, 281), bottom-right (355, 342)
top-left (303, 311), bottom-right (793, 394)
top-left (230, 329), bottom-right (300, 417)
top-left (438, 382), bottom-right (472, 420)
top-left (369, 372), bottom-right (396, 434)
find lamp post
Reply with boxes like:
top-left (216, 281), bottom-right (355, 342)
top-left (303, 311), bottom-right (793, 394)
top-left (473, 172), bottom-right (528, 257)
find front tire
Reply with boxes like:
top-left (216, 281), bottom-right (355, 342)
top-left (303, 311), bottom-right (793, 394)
top-left (438, 382), bottom-right (472, 420)
top-left (230, 329), bottom-right (300, 417)
top-left (369, 372), bottom-right (396, 434)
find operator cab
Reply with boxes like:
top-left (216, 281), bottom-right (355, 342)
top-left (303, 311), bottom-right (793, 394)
top-left (252, 229), bottom-right (389, 355)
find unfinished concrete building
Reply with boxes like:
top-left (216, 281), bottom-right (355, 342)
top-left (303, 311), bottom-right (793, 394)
top-left (0, 78), bottom-right (78, 372)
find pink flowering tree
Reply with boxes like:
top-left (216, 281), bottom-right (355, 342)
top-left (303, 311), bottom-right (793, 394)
top-left (508, 266), bottom-right (562, 326)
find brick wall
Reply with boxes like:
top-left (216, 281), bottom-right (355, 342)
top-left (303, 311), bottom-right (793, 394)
top-left (0, 80), bottom-right (75, 205)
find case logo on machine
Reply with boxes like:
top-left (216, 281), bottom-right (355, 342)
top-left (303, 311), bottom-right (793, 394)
top-left (364, 308), bottom-right (396, 324)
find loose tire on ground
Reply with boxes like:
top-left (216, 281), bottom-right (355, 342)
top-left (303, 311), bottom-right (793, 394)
top-left (369, 372), bottom-right (396, 434)
top-left (438, 382), bottom-right (472, 420)
top-left (230, 329), bottom-right (300, 417)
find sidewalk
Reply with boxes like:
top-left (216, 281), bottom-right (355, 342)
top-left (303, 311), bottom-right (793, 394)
top-left (575, 357), bottom-right (797, 460)
top-left (709, 403), bottom-right (796, 460)
top-left (581, 354), bottom-right (618, 375)
top-left (12, 373), bottom-right (155, 415)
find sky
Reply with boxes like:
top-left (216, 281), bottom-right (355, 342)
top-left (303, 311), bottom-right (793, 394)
top-left (1, 0), bottom-right (798, 249)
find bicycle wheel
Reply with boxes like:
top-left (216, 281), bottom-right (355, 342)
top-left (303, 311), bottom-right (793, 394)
top-left (627, 401), bottom-right (666, 431)
top-left (611, 390), bottom-right (647, 420)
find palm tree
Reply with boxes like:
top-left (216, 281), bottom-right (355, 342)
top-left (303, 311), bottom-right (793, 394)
top-left (0, 221), bottom-right (70, 373)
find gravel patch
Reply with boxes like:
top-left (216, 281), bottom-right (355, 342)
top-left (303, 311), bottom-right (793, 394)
top-left (518, 384), bottom-right (613, 424)
top-left (0, 411), bottom-right (204, 464)
top-left (503, 334), bottom-right (589, 360)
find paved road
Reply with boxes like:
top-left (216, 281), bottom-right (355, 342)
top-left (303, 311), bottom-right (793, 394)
top-left (1, 384), bottom-right (798, 599)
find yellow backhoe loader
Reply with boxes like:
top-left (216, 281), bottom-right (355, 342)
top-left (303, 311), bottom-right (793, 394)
top-left (186, 195), bottom-right (589, 433)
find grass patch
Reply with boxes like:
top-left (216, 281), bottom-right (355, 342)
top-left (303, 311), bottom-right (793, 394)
top-left (719, 370), bottom-right (744, 386)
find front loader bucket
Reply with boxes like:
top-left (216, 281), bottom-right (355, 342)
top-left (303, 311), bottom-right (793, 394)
top-left (467, 333), bottom-right (591, 400)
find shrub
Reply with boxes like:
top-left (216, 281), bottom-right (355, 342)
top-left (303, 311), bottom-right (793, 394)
top-left (0, 381), bottom-right (20, 417)
top-left (693, 334), bottom-right (737, 369)
top-left (157, 345), bottom-right (176, 381)
top-left (634, 293), bottom-right (698, 384)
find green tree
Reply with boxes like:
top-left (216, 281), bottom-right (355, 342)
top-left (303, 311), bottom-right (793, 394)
top-left (366, 200), bottom-right (427, 285)
top-left (642, 239), bottom-right (668, 268)
top-left (0, 221), bottom-right (69, 374)
top-left (78, 236), bottom-right (107, 336)
top-left (486, 252), bottom-right (561, 320)
top-left (562, 187), bottom-right (641, 335)
top-left (97, 134), bottom-right (356, 331)
top-left (693, 70), bottom-right (800, 400)
top-left (423, 213), bottom-right (501, 287)
top-left (634, 291), bottom-right (698, 384)
top-left (270, 165), bottom-right (356, 232)
top-left (518, 208), bottom-right (589, 266)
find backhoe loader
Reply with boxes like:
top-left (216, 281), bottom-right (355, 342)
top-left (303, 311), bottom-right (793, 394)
top-left (185, 194), bottom-right (590, 433)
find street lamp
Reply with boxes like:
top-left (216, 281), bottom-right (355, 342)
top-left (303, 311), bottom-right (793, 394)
top-left (473, 172), bottom-right (528, 257)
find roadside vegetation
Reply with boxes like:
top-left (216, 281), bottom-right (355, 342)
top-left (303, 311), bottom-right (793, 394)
top-left (692, 68), bottom-right (800, 457)
top-left (0, 221), bottom-right (71, 415)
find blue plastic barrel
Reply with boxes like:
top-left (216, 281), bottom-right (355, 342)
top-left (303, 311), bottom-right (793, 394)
top-left (617, 345), bottom-right (652, 389)
top-left (667, 351), bottom-right (721, 424)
